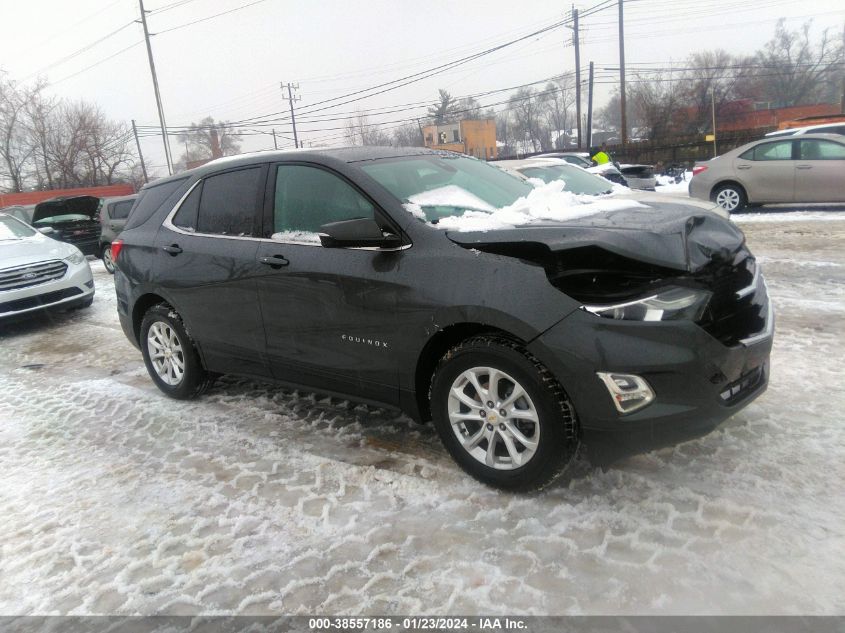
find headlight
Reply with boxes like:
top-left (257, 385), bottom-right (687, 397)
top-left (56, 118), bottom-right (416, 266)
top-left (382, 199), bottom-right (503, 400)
top-left (583, 286), bottom-right (711, 321)
top-left (64, 250), bottom-right (85, 265)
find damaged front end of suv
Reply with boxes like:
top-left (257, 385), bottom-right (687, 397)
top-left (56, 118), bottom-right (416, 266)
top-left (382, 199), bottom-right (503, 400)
top-left (447, 203), bottom-right (773, 464)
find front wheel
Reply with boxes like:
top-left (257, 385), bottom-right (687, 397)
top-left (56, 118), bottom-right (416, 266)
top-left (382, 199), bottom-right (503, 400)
top-left (430, 336), bottom-right (579, 492)
top-left (140, 304), bottom-right (213, 399)
top-left (101, 244), bottom-right (115, 274)
top-left (712, 184), bottom-right (747, 213)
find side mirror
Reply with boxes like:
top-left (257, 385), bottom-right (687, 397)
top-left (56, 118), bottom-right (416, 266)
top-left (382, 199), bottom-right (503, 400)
top-left (319, 218), bottom-right (402, 249)
top-left (37, 227), bottom-right (55, 235)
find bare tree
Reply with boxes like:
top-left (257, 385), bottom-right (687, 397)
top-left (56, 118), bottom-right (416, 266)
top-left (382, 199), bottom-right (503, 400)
top-left (539, 79), bottom-right (575, 148)
top-left (741, 19), bottom-right (844, 107)
top-left (0, 74), bottom-right (35, 192)
top-left (392, 122), bottom-right (422, 147)
top-left (508, 87), bottom-right (545, 152)
top-left (177, 117), bottom-right (241, 161)
top-left (344, 112), bottom-right (391, 146)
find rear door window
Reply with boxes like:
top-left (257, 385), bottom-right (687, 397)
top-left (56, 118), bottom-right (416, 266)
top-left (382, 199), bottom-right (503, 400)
top-left (798, 139), bottom-right (845, 160)
top-left (196, 167), bottom-right (263, 236)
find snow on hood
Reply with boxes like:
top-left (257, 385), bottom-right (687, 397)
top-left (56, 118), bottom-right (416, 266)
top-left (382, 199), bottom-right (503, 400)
top-left (409, 180), bottom-right (648, 232)
top-left (407, 185), bottom-right (495, 213)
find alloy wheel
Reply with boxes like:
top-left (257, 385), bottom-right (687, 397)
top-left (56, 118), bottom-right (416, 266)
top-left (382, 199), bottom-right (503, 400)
top-left (103, 246), bottom-right (114, 273)
top-left (447, 367), bottom-right (540, 470)
top-left (147, 321), bottom-right (185, 386)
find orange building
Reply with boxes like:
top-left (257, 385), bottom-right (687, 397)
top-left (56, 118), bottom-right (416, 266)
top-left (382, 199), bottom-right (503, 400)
top-left (423, 119), bottom-right (497, 160)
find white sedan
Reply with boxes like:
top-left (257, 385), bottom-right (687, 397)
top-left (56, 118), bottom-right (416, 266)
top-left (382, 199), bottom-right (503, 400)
top-left (0, 212), bottom-right (94, 320)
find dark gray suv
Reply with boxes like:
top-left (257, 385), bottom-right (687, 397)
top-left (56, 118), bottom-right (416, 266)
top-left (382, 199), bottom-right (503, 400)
top-left (113, 147), bottom-right (772, 491)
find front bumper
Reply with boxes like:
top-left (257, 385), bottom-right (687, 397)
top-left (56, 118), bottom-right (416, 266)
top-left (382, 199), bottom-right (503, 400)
top-left (528, 295), bottom-right (773, 464)
top-left (0, 260), bottom-right (94, 319)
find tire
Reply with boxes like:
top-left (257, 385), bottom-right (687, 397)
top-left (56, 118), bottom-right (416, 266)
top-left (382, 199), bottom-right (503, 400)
top-left (430, 335), bottom-right (579, 492)
top-left (101, 244), bottom-right (115, 274)
top-left (712, 184), bottom-right (747, 213)
top-left (140, 304), bottom-right (213, 399)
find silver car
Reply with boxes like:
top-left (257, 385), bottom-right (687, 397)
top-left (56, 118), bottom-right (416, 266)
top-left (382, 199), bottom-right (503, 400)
top-left (0, 213), bottom-right (94, 319)
top-left (689, 133), bottom-right (845, 212)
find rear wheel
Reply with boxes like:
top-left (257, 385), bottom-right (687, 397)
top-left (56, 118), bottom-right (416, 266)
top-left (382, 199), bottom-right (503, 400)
top-left (140, 304), bottom-right (213, 399)
top-left (101, 244), bottom-right (115, 274)
top-left (712, 184), bottom-right (747, 213)
top-left (430, 336), bottom-right (579, 492)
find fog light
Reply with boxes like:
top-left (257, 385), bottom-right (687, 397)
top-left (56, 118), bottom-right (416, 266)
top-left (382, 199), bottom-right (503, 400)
top-left (597, 372), bottom-right (655, 414)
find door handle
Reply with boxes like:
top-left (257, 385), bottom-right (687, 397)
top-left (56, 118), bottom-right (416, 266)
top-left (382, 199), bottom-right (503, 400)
top-left (737, 164), bottom-right (751, 170)
top-left (796, 164), bottom-right (813, 169)
top-left (260, 255), bottom-right (289, 268)
top-left (162, 244), bottom-right (183, 255)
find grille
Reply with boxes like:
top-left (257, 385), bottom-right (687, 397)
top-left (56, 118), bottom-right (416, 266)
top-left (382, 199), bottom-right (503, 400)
top-left (0, 260), bottom-right (68, 292)
top-left (697, 253), bottom-right (766, 346)
top-left (0, 287), bottom-right (82, 314)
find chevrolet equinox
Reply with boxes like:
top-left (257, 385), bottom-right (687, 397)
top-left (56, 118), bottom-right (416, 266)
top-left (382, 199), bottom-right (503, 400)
top-left (114, 147), bottom-right (773, 491)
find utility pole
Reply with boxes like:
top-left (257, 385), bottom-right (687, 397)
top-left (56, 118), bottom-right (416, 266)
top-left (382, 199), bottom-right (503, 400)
top-left (618, 0), bottom-right (627, 146)
top-left (586, 62), bottom-right (594, 149)
top-left (131, 119), bottom-right (148, 184)
top-left (711, 86), bottom-right (718, 158)
top-left (417, 118), bottom-right (426, 146)
top-left (282, 82), bottom-right (300, 148)
top-left (138, 0), bottom-right (173, 175)
top-left (571, 7), bottom-right (582, 149)
top-left (272, 128), bottom-right (278, 149)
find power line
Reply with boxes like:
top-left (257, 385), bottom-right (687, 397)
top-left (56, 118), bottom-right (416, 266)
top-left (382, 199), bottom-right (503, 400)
top-left (22, 20), bottom-right (136, 80)
top-left (152, 0), bottom-right (271, 35)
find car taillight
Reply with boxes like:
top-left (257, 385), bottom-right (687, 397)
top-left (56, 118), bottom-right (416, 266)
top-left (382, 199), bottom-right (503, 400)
top-left (692, 165), bottom-right (708, 176)
top-left (111, 239), bottom-right (124, 261)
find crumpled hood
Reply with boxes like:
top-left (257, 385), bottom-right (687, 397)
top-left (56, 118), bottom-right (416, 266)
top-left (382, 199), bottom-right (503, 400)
top-left (32, 196), bottom-right (100, 223)
top-left (446, 201), bottom-right (745, 272)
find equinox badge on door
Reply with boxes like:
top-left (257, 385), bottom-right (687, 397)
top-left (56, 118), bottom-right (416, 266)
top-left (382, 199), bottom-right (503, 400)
top-left (341, 334), bottom-right (389, 349)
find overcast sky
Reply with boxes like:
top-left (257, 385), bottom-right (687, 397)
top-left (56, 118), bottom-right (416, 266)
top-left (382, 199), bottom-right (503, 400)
top-left (2, 0), bottom-right (843, 176)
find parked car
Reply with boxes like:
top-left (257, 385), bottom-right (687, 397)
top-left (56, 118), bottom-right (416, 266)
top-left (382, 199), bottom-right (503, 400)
top-left (690, 133), bottom-right (845, 212)
top-left (538, 152), bottom-right (594, 168)
top-left (113, 147), bottom-right (772, 491)
top-left (764, 122), bottom-right (845, 138)
top-left (29, 195), bottom-right (102, 256)
top-left (539, 152), bottom-right (656, 190)
top-left (496, 158), bottom-right (616, 193)
top-left (99, 195), bottom-right (138, 273)
top-left (0, 204), bottom-right (35, 225)
top-left (0, 212), bottom-right (94, 319)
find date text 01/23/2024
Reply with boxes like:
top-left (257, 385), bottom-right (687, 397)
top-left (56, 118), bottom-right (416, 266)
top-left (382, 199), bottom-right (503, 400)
top-left (308, 617), bottom-right (527, 630)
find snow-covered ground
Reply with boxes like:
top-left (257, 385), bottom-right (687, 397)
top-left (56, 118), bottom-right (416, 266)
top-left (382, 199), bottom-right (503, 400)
top-left (1, 217), bottom-right (844, 616)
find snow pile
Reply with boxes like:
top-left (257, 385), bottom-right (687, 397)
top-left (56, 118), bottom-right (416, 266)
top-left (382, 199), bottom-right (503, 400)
top-left (410, 180), bottom-right (648, 232)
top-left (655, 172), bottom-right (693, 195)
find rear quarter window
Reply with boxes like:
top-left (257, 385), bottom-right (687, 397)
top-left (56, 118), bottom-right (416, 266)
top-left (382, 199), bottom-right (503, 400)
top-left (123, 178), bottom-right (190, 231)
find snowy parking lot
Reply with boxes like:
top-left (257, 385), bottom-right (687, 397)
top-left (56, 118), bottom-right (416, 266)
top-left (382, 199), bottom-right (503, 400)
top-left (1, 208), bottom-right (844, 616)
